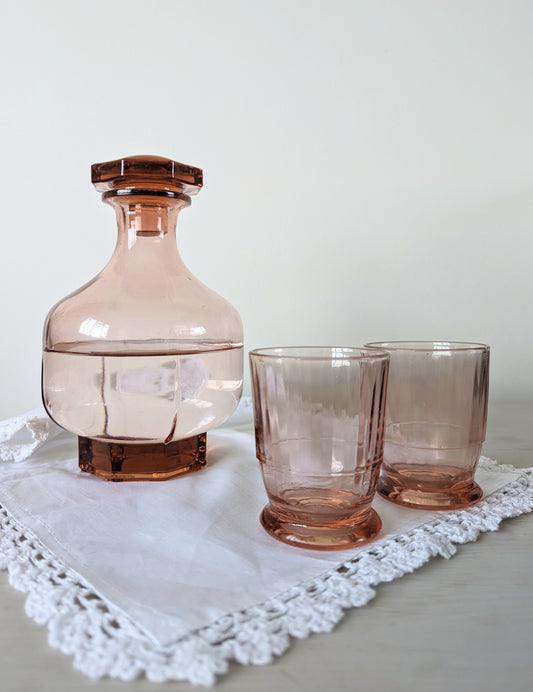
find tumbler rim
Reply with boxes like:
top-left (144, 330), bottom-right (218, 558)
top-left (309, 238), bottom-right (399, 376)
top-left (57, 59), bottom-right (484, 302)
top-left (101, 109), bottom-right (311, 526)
top-left (248, 346), bottom-right (390, 361)
top-left (364, 340), bottom-right (489, 353)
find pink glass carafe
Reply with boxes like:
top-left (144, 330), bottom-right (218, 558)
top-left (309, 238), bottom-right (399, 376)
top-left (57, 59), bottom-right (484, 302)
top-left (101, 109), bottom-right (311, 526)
top-left (42, 155), bottom-right (243, 481)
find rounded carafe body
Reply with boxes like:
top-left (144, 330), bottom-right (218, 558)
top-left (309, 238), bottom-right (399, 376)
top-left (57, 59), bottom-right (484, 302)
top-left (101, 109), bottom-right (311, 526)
top-left (42, 155), bottom-right (243, 480)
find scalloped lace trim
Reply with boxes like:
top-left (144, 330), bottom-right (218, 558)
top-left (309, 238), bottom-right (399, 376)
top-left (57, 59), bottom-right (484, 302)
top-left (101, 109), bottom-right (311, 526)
top-left (0, 457), bottom-right (532, 686)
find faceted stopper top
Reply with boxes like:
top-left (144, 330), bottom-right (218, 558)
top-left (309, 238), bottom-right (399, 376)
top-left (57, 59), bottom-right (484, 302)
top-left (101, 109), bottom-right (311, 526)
top-left (91, 155), bottom-right (203, 195)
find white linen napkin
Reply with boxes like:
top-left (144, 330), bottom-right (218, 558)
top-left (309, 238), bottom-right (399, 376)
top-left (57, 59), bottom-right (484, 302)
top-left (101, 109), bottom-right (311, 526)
top-left (0, 407), bottom-right (61, 462)
top-left (0, 399), bottom-right (531, 685)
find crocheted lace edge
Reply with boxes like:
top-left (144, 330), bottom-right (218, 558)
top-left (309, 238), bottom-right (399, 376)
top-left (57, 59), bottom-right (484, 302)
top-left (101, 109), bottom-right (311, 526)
top-left (0, 457), bottom-right (531, 686)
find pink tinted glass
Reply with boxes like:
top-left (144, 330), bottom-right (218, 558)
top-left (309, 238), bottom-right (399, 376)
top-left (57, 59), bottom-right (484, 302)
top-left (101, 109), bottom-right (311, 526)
top-left (249, 347), bottom-right (389, 550)
top-left (365, 341), bottom-right (489, 510)
top-left (42, 156), bottom-right (243, 481)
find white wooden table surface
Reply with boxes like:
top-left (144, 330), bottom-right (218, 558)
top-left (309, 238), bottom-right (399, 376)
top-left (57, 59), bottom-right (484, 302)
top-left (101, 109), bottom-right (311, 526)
top-left (1, 401), bottom-right (532, 692)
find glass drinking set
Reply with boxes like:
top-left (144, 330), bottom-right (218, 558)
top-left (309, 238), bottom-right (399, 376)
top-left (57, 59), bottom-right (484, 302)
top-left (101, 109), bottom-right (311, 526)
top-left (42, 155), bottom-right (490, 551)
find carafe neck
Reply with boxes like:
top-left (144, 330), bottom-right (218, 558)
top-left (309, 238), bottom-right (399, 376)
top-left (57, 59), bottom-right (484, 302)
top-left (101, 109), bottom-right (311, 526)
top-left (109, 191), bottom-right (188, 238)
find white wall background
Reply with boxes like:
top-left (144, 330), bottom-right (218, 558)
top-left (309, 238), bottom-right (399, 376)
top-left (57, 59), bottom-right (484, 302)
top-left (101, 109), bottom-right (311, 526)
top-left (0, 0), bottom-right (532, 418)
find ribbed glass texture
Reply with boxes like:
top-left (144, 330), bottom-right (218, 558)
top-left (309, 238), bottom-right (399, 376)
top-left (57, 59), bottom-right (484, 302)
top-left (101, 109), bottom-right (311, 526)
top-left (249, 347), bottom-right (389, 550)
top-left (365, 341), bottom-right (490, 509)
